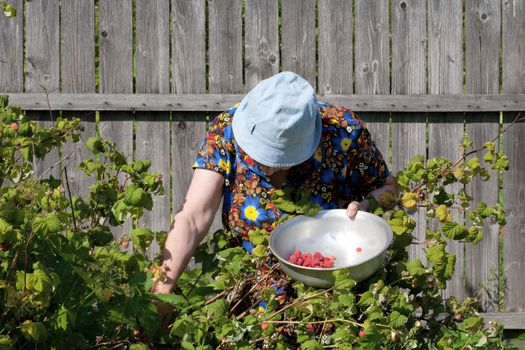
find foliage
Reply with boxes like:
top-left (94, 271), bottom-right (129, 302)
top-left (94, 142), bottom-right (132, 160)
top-left (0, 99), bottom-right (167, 349)
top-left (0, 97), bottom-right (518, 349)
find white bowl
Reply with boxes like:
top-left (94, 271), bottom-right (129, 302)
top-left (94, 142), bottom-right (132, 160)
top-left (269, 209), bottom-right (393, 288)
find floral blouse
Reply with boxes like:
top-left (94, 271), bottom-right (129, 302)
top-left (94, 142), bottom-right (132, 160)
top-left (193, 103), bottom-right (390, 239)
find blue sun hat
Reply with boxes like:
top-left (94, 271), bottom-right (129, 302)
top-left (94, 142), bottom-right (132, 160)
top-left (232, 71), bottom-right (321, 168)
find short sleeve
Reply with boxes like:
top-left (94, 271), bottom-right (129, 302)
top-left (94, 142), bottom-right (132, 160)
top-left (193, 112), bottom-right (235, 179)
top-left (346, 126), bottom-right (390, 197)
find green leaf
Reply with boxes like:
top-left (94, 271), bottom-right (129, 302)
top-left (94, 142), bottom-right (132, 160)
top-left (124, 185), bottom-right (153, 210)
top-left (20, 320), bottom-right (48, 343)
top-left (32, 266), bottom-right (54, 292)
top-left (129, 344), bottom-right (149, 350)
top-left (0, 335), bottom-right (14, 350)
top-left (132, 160), bottom-right (152, 173)
top-left (78, 159), bottom-right (101, 175)
top-left (32, 214), bottom-right (63, 236)
top-left (467, 157), bottom-right (480, 171)
top-left (300, 340), bottom-right (322, 350)
top-left (433, 188), bottom-right (454, 206)
top-left (484, 141), bottom-right (495, 152)
top-left (2, 4), bottom-right (16, 17)
top-left (389, 310), bottom-right (408, 328)
top-left (204, 299), bottom-right (229, 319)
top-left (86, 136), bottom-right (104, 154)
top-left (248, 229), bottom-right (267, 245)
top-left (492, 154), bottom-right (509, 171)
top-left (436, 204), bottom-right (449, 223)
top-left (153, 294), bottom-right (188, 307)
top-left (443, 254), bottom-right (456, 280)
top-left (171, 317), bottom-right (192, 337)
top-left (130, 227), bottom-right (154, 251)
top-left (468, 226), bottom-right (483, 245)
top-left (462, 316), bottom-right (483, 331)
top-left (426, 243), bottom-right (446, 265)
top-left (406, 260), bottom-right (426, 276)
top-left (332, 269), bottom-right (356, 290)
top-left (401, 192), bottom-right (417, 210)
top-left (441, 222), bottom-right (468, 240)
top-left (396, 173), bottom-right (410, 190)
top-left (337, 294), bottom-right (355, 307)
top-left (181, 341), bottom-right (195, 350)
top-left (252, 244), bottom-right (267, 257)
top-left (357, 291), bottom-right (375, 307)
top-left (88, 225), bottom-right (113, 246)
top-left (483, 150), bottom-right (494, 162)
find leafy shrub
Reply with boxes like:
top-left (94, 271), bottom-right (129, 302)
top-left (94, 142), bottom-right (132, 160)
top-left (0, 99), bottom-right (166, 349)
top-left (0, 98), bottom-right (516, 349)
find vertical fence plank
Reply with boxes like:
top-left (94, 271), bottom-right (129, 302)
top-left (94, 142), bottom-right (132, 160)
top-left (208, 0), bottom-right (243, 94)
top-left (428, 0), bottom-right (465, 301)
top-left (60, 0), bottom-right (96, 199)
top-left (208, 0), bottom-right (244, 233)
top-left (355, 0), bottom-right (390, 164)
top-left (0, 0), bottom-right (23, 93)
top-left (318, 0), bottom-right (353, 95)
top-left (281, 0), bottom-right (316, 87)
top-left (245, 0), bottom-right (279, 90)
top-left (172, 0), bottom-right (205, 95)
top-left (465, 0), bottom-right (501, 312)
top-left (0, 0), bottom-right (23, 187)
top-left (136, 0), bottom-right (171, 257)
top-left (502, 0), bottom-right (525, 313)
top-left (25, 0), bottom-right (60, 179)
top-left (99, 0), bottom-right (134, 241)
top-left (171, 0), bottom-right (219, 234)
top-left (391, 0), bottom-right (427, 262)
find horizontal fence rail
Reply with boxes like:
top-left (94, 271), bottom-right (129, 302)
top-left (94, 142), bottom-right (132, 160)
top-left (6, 93), bottom-right (525, 112)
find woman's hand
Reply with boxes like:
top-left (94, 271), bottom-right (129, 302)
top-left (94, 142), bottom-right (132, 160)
top-left (346, 176), bottom-right (398, 220)
top-left (151, 168), bottom-right (224, 327)
top-left (346, 199), bottom-right (370, 220)
top-left (151, 279), bottom-right (174, 328)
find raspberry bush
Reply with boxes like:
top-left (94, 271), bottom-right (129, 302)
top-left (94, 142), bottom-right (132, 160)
top-left (0, 96), bottom-right (519, 349)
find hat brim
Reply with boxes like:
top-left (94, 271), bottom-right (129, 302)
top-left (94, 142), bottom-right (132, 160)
top-left (232, 106), bottom-right (322, 168)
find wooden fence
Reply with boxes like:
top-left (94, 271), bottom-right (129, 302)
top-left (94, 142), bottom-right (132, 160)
top-left (1, 0), bottom-right (524, 328)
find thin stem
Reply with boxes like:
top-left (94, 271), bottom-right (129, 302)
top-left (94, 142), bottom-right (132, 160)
top-left (264, 284), bottom-right (336, 321)
top-left (229, 262), bottom-right (280, 316)
top-left (36, 150), bottom-right (75, 182)
top-left (64, 166), bottom-right (78, 231)
top-left (411, 113), bottom-right (522, 195)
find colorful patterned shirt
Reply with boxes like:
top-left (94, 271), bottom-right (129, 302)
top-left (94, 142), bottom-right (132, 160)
top-left (193, 103), bottom-right (390, 238)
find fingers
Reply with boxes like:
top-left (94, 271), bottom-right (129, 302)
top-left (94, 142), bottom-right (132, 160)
top-left (346, 199), bottom-right (370, 220)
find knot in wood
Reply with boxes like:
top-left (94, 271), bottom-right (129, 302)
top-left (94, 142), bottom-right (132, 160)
top-left (268, 53), bottom-right (277, 64)
top-left (101, 30), bottom-right (108, 38)
top-left (400, 1), bottom-right (407, 10)
top-left (480, 13), bottom-right (489, 22)
top-left (178, 121), bottom-right (187, 130)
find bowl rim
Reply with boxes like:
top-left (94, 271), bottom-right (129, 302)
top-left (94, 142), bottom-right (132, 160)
top-left (268, 209), bottom-right (394, 271)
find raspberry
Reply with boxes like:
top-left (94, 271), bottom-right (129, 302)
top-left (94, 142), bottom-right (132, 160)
top-left (287, 251), bottom-right (336, 268)
top-left (356, 247), bottom-right (363, 253)
top-left (306, 323), bottom-right (315, 333)
top-left (261, 322), bottom-right (268, 330)
top-left (10, 123), bottom-right (18, 130)
top-left (358, 330), bottom-right (366, 337)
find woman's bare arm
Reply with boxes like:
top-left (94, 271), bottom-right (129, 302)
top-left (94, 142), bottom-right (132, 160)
top-left (153, 168), bottom-right (224, 293)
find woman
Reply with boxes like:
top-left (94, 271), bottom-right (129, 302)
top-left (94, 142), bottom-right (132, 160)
top-left (153, 71), bottom-right (396, 321)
